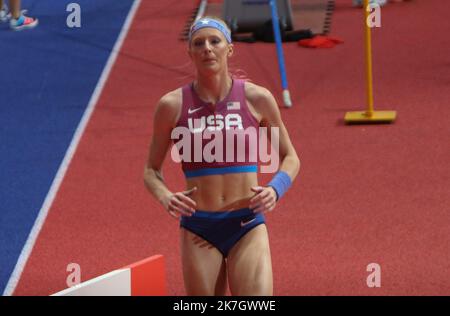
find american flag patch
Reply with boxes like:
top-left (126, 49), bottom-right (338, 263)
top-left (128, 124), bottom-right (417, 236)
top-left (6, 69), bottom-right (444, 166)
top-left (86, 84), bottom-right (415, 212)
top-left (227, 102), bottom-right (240, 110)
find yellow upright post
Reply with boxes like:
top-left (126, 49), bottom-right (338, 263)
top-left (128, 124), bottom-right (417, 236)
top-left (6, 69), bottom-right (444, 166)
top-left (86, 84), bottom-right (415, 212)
top-left (364, 0), bottom-right (374, 117)
top-left (345, 0), bottom-right (396, 123)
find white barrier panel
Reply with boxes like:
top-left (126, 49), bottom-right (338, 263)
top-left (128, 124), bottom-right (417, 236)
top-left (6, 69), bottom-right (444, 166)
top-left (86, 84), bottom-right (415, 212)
top-left (52, 254), bottom-right (166, 296)
top-left (52, 269), bottom-right (131, 296)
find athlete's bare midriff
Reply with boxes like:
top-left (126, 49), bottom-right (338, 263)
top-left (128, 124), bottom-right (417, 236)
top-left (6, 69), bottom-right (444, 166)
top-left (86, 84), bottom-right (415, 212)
top-left (186, 172), bottom-right (258, 211)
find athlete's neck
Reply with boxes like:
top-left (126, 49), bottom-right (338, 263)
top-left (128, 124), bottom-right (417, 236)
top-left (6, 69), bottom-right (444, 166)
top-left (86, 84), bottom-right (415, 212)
top-left (194, 73), bottom-right (233, 105)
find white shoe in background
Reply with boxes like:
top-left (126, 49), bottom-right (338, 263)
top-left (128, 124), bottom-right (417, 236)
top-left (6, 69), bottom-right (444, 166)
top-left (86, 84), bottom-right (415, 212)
top-left (0, 3), bottom-right (8, 22)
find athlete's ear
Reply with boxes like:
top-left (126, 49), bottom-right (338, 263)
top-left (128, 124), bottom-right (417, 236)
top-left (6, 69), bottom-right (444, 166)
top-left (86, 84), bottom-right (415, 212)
top-left (227, 44), bottom-right (234, 57)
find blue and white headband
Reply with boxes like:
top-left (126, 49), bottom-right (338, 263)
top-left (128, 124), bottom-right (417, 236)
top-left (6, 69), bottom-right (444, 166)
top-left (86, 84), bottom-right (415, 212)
top-left (189, 18), bottom-right (232, 44)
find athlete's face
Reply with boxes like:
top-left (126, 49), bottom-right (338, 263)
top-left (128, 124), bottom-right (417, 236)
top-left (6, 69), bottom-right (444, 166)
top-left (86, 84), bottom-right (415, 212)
top-left (188, 28), bottom-right (233, 74)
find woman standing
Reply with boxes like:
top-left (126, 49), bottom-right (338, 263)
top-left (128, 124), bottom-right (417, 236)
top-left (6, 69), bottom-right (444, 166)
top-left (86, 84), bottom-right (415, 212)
top-left (144, 17), bottom-right (300, 295)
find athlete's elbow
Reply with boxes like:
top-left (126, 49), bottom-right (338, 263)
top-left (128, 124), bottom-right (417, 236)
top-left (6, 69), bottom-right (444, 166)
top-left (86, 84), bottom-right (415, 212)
top-left (286, 151), bottom-right (300, 178)
top-left (292, 154), bottom-right (301, 177)
top-left (143, 166), bottom-right (154, 185)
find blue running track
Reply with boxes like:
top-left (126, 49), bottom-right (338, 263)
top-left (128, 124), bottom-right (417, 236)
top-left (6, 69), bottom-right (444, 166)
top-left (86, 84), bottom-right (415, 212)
top-left (0, 0), bottom-right (134, 294)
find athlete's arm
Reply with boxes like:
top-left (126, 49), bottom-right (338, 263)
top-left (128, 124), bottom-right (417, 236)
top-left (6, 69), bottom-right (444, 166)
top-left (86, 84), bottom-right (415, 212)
top-left (252, 85), bottom-right (300, 179)
top-left (144, 90), bottom-right (197, 218)
top-left (246, 83), bottom-right (300, 212)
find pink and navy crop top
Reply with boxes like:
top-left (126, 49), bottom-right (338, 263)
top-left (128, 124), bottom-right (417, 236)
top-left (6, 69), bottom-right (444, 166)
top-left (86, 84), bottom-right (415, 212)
top-left (174, 79), bottom-right (260, 178)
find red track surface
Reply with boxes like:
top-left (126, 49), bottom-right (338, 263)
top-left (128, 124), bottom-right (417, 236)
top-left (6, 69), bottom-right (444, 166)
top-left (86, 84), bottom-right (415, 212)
top-left (15, 0), bottom-right (450, 295)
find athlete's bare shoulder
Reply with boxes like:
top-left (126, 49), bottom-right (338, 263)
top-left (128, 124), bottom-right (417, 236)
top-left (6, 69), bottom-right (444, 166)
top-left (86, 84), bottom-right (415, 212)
top-left (244, 81), bottom-right (272, 102)
top-left (155, 87), bottom-right (183, 127)
top-left (158, 88), bottom-right (182, 109)
top-left (244, 81), bottom-right (279, 118)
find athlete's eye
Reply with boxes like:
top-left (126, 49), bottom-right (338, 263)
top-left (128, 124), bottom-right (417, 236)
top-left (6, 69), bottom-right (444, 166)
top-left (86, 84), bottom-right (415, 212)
top-left (211, 38), bottom-right (221, 45)
top-left (193, 40), bottom-right (204, 47)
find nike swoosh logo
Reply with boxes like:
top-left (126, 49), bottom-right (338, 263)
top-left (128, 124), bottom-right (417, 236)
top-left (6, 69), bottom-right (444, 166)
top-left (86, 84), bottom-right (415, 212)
top-left (240, 218), bottom-right (256, 227)
top-left (188, 106), bottom-right (203, 114)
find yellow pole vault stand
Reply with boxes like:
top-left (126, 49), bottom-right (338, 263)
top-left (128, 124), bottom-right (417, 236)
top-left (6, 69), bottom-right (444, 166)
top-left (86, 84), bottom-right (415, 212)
top-left (345, 0), bottom-right (396, 124)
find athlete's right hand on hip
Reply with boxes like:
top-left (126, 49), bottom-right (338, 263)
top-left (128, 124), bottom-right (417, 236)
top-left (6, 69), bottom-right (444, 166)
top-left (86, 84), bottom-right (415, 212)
top-left (163, 187), bottom-right (197, 219)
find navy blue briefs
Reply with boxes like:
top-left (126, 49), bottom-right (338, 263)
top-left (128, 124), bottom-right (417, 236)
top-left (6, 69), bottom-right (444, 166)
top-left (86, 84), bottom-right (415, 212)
top-left (180, 208), bottom-right (265, 257)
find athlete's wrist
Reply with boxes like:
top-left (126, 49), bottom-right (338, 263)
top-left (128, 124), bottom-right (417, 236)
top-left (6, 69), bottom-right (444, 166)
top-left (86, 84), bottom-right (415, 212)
top-left (159, 191), bottom-right (174, 210)
top-left (267, 171), bottom-right (292, 201)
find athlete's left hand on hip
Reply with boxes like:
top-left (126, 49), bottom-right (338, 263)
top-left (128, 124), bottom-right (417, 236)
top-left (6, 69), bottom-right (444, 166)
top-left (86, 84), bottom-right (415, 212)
top-left (249, 186), bottom-right (277, 214)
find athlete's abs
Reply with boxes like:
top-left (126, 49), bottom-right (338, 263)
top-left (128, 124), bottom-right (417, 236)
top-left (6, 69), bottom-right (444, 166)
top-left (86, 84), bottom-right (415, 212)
top-left (186, 172), bottom-right (258, 211)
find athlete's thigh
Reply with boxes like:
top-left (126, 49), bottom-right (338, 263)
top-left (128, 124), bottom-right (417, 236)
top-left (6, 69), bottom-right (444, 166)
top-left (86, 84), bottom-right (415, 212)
top-left (180, 228), bottom-right (227, 295)
top-left (227, 224), bottom-right (273, 296)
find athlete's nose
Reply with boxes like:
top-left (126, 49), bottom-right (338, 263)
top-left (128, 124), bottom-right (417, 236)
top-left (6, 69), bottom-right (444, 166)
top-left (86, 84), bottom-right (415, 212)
top-left (204, 40), bottom-right (212, 52)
